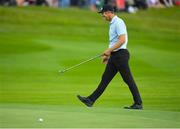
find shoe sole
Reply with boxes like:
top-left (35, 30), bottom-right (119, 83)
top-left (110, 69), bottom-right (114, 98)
top-left (124, 107), bottom-right (143, 110)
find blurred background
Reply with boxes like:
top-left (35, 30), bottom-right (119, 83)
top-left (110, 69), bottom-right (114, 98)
top-left (0, 0), bottom-right (180, 13)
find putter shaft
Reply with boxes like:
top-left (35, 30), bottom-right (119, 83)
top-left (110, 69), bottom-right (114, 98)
top-left (59, 54), bottom-right (102, 74)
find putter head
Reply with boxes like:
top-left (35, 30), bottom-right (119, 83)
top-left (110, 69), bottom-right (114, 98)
top-left (59, 70), bottom-right (65, 74)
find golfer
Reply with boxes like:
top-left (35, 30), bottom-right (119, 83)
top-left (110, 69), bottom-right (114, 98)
top-left (77, 5), bottom-right (143, 109)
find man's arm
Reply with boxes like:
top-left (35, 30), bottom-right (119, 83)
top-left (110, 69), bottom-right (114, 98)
top-left (103, 34), bottom-right (126, 56)
top-left (102, 34), bottom-right (126, 64)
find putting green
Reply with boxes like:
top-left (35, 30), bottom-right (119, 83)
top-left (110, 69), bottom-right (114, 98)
top-left (0, 6), bottom-right (180, 127)
top-left (0, 104), bottom-right (180, 128)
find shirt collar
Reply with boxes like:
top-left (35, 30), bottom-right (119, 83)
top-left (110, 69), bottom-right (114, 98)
top-left (110, 15), bottom-right (117, 24)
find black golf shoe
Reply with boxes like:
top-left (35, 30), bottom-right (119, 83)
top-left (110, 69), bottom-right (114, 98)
top-left (124, 103), bottom-right (143, 110)
top-left (77, 95), bottom-right (94, 107)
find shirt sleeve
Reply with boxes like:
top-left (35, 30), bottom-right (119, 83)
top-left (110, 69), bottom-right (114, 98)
top-left (115, 20), bottom-right (127, 36)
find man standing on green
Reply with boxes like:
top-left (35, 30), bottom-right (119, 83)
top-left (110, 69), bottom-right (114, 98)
top-left (77, 5), bottom-right (143, 109)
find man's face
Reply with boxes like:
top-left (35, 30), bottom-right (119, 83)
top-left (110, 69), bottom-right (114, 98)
top-left (102, 11), bottom-right (111, 21)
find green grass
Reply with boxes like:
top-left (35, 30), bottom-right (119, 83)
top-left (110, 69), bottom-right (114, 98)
top-left (0, 6), bottom-right (180, 128)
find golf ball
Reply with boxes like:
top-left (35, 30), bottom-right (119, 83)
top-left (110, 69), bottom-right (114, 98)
top-left (38, 118), bottom-right (43, 122)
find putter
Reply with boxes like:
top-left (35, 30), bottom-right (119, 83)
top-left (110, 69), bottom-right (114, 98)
top-left (59, 54), bottom-right (102, 74)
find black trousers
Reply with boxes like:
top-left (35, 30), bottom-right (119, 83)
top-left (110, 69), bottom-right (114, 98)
top-left (88, 49), bottom-right (142, 105)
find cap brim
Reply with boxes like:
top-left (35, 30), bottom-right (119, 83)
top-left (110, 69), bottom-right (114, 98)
top-left (98, 10), bottom-right (103, 13)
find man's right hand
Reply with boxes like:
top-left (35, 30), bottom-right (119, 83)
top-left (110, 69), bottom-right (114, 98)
top-left (102, 55), bottom-right (109, 64)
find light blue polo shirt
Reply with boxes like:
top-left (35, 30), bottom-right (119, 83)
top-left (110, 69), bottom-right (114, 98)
top-left (109, 15), bottom-right (128, 51)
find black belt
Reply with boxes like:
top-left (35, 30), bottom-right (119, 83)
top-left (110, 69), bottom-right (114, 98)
top-left (111, 49), bottom-right (127, 55)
